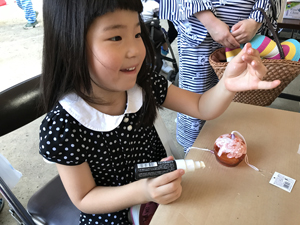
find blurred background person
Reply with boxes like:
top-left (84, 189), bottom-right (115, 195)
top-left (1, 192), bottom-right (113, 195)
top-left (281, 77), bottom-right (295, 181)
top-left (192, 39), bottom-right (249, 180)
top-left (16, 0), bottom-right (38, 29)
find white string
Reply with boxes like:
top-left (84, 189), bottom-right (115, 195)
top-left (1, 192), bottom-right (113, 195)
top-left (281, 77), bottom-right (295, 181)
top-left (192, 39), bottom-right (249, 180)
top-left (231, 131), bottom-right (260, 172)
top-left (187, 146), bottom-right (214, 153)
top-left (187, 131), bottom-right (260, 172)
top-left (185, 146), bottom-right (214, 158)
top-left (244, 154), bottom-right (260, 172)
top-left (231, 131), bottom-right (247, 146)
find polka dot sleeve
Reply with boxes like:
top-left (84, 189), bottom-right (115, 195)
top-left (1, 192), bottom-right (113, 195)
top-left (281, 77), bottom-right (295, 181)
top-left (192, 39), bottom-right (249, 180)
top-left (39, 104), bottom-right (87, 165)
top-left (150, 72), bottom-right (169, 105)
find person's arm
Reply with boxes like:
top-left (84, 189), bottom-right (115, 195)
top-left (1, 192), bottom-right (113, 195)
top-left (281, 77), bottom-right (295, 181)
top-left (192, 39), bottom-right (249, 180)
top-left (56, 156), bottom-right (184, 214)
top-left (195, 10), bottom-right (240, 48)
top-left (231, 19), bottom-right (262, 44)
top-left (159, 0), bottom-right (215, 21)
top-left (231, 0), bottom-right (280, 43)
top-left (231, 0), bottom-right (269, 44)
top-left (249, 0), bottom-right (272, 23)
top-left (162, 43), bottom-right (280, 119)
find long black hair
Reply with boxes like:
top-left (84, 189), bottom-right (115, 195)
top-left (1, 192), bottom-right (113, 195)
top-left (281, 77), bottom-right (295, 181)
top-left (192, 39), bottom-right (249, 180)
top-left (41, 0), bottom-right (159, 126)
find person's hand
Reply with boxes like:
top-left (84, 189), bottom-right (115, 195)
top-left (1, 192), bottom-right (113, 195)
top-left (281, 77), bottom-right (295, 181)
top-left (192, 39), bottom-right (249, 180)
top-left (206, 18), bottom-right (240, 48)
top-left (142, 156), bottom-right (184, 204)
top-left (195, 10), bottom-right (239, 48)
top-left (231, 19), bottom-right (262, 44)
top-left (223, 43), bottom-right (280, 92)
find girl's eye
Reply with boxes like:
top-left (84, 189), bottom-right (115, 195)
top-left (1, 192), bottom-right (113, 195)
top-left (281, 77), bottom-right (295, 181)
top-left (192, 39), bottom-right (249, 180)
top-left (110, 36), bottom-right (122, 41)
top-left (135, 33), bottom-right (142, 38)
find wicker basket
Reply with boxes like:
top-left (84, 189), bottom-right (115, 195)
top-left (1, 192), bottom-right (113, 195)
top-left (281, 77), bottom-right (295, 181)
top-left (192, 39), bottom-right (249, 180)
top-left (209, 48), bottom-right (300, 106)
top-left (209, 7), bottom-right (300, 106)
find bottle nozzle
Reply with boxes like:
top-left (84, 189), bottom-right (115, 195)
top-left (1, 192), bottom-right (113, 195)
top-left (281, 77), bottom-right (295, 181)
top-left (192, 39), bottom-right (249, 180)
top-left (195, 161), bottom-right (205, 169)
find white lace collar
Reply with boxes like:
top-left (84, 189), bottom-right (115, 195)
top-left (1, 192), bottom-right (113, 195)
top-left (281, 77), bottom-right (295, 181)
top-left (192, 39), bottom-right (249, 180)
top-left (59, 84), bottom-right (143, 132)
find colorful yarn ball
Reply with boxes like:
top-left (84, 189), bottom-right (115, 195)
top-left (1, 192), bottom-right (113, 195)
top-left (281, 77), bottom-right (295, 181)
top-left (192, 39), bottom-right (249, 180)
top-left (278, 39), bottom-right (300, 61)
top-left (225, 35), bottom-right (300, 62)
top-left (225, 47), bottom-right (242, 62)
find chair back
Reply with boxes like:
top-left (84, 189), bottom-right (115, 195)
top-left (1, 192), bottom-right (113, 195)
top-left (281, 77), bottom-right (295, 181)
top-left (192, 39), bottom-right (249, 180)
top-left (0, 75), bottom-right (80, 224)
top-left (0, 75), bottom-right (44, 136)
top-left (0, 75), bottom-right (43, 224)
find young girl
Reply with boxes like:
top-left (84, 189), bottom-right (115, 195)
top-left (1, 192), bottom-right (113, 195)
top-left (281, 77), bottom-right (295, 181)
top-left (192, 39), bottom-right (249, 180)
top-left (39, 1), bottom-right (280, 224)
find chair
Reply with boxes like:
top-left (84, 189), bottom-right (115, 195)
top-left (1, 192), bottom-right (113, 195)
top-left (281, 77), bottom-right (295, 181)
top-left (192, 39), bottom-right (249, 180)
top-left (0, 75), bottom-right (80, 225)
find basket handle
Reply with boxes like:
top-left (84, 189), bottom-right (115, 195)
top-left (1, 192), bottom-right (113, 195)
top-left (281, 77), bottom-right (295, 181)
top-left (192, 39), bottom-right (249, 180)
top-left (254, 8), bottom-right (285, 59)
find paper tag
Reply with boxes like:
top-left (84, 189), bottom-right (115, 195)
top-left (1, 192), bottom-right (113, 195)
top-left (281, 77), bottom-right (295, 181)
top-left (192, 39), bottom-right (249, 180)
top-left (269, 172), bottom-right (296, 193)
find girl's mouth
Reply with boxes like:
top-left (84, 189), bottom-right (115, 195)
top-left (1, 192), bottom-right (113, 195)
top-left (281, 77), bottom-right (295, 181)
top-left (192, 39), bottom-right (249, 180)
top-left (121, 67), bottom-right (136, 72)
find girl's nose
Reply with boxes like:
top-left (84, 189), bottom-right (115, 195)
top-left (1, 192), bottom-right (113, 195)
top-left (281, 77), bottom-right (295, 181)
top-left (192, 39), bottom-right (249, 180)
top-left (126, 38), bottom-right (141, 58)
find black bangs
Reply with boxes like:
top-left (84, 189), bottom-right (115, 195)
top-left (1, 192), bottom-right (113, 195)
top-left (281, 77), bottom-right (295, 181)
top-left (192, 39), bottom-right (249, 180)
top-left (89, 0), bottom-right (144, 17)
top-left (86, 0), bottom-right (144, 30)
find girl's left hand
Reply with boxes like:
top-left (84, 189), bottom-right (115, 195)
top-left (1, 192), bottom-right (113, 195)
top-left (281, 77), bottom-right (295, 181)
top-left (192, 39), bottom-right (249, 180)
top-left (223, 43), bottom-right (281, 92)
top-left (231, 19), bottom-right (261, 44)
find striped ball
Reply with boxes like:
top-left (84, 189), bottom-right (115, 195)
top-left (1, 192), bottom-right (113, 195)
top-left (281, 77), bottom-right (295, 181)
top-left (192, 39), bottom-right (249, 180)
top-left (225, 35), bottom-right (300, 62)
top-left (268, 39), bottom-right (300, 61)
top-left (225, 47), bottom-right (242, 62)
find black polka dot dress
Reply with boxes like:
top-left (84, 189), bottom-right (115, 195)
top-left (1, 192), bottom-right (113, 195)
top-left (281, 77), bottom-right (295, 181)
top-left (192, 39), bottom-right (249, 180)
top-left (39, 73), bottom-right (170, 225)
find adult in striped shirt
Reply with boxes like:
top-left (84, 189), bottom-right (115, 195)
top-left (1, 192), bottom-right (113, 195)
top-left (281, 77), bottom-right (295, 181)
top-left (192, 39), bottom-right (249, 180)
top-left (159, 0), bottom-right (281, 152)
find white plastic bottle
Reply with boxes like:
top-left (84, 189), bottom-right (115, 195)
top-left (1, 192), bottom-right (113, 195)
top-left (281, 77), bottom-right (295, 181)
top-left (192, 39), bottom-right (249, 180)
top-left (135, 159), bottom-right (205, 180)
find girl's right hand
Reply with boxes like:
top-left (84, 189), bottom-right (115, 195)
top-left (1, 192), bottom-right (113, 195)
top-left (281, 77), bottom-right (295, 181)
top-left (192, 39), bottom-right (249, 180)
top-left (223, 43), bottom-right (280, 92)
top-left (143, 168), bottom-right (184, 204)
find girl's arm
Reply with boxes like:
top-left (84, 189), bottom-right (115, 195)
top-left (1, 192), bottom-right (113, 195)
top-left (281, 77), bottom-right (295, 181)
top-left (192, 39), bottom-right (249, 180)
top-left (195, 10), bottom-right (240, 48)
top-left (56, 156), bottom-right (184, 214)
top-left (163, 43), bottom-right (280, 120)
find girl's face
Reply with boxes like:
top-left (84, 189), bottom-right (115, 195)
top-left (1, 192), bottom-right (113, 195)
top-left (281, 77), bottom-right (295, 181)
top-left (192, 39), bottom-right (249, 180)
top-left (86, 9), bottom-right (146, 97)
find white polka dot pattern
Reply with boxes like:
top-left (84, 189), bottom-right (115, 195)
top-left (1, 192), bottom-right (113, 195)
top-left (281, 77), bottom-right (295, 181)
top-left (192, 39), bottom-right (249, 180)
top-left (39, 73), bottom-right (168, 224)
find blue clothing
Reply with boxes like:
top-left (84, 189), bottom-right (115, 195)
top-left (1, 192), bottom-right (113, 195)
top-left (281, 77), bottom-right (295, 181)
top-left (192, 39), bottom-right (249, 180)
top-left (16, 0), bottom-right (36, 23)
top-left (160, 0), bottom-right (281, 47)
top-left (159, 0), bottom-right (281, 151)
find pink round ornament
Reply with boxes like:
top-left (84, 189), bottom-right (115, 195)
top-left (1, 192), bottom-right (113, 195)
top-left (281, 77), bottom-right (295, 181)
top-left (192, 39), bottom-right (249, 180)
top-left (213, 132), bottom-right (247, 167)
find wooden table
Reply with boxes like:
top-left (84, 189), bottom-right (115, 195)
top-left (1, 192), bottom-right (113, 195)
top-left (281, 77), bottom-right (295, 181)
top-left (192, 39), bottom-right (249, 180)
top-left (277, 18), bottom-right (300, 39)
top-left (278, 18), bottom-right (300, 31)
top-left (150, 102), bottom-right (300, 225)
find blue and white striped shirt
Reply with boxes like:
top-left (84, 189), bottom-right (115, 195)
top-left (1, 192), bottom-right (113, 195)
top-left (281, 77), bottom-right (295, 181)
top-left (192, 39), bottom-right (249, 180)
top-left (159, 0), bottom-right (281, 46)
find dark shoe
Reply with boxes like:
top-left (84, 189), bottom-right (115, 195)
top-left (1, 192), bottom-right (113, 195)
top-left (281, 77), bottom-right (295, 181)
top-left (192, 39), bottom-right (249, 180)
top-left (0, 198), bottom-right (4, 213)
top-left (23, 20), bottom-right (39, 30)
